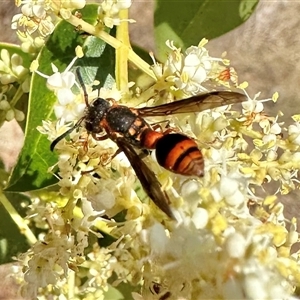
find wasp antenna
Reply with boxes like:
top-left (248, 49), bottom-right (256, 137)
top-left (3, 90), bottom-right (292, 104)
top-left (76, 68), bottom-right (89, 107)
top-left (50, 119), bottom-right (83, 151)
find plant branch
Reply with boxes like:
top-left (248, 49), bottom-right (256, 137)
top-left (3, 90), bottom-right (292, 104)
top-left (0, 190), bottom-right (37, 245)
top-left (65, 14), bottom-right (156, 80)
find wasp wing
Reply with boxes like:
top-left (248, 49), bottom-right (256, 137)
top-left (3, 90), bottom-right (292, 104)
top-left (137, 91), bottom-right (247, 116)
top-left (116, 138), bottom-right (175, 220)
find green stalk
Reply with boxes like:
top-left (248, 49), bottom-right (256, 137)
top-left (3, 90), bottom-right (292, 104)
top-left (115, 8), bottom-right (130, 93)
top-left (66, 14), bottom-right (156, 80)
top-left (0, 190), bottom-right (37, 245)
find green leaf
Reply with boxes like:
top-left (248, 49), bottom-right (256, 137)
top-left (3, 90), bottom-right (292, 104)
top-left (103, 283), bottom-right (139, 300)
top-left (239, 0), bottom-right (259, 21)
top-left (154, 0), bottom-right (257, 60)
top-left (6, 4), bottom-right (116, 192)
top-left (0, 192), bottom-right (31, 263)
top-left (107, 275), bottom-right (139, 300)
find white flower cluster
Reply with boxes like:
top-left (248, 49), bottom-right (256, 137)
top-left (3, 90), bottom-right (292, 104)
top-left (18, 198), bottom-right (105, 299)
top-left (36, 54), bottom-right (121, 127)
top-left (0, 49), bottom-right (28, 122)
top-left (11, 0), bottom-right (86, 52)
top-left (36, 57), bottom-right (87, 123)
top-left (151, 39), bottom-right (237, 97)
top-left (11, 0), bottom-right (135, 53)
top-left (98, 0), bottom-right (134, 28)
top-left (20, 40), bottom-right (300, 299)
top-left (131, 216), bottom-right (297, 300)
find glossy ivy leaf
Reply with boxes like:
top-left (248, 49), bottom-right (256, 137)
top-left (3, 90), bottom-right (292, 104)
top-left (6, 4), bottom-right (116, 192)
top-left (154, 0), bottom-right (258, 61)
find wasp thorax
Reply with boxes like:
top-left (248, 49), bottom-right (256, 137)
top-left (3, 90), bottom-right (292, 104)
top-left (84, 98), bottom-right (111, 133)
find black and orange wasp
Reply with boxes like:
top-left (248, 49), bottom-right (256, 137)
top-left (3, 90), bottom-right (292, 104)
top-left (51, 69), bottom-right (247, 219)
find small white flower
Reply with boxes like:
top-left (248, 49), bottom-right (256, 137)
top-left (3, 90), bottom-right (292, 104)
top-left (262, 133), bottom-right (276, 145)
top-left (242, 99), bottom-right (264, 113)
top-left (21, 0), bottom-right (47, 18)
top-left (168, 44), bottom-right (212, 94)
top-left (191, 208), bottom-right (209, 229)
top-left (288, 122), bottom-right (300, 145)
top-left (148, 222), bottom-right (168, 255)
top-left (88, 179), bottom-right (116, 211)
top-left (0, 49), bottom-right (28, 84)
top-left (151, 40), bottom-right (231, 96)
top-left (180, 180), bottom-right (201, 204)
top-left (46, 63), bottom-right (76, 93)
top-left (224, 232), bottom-right (247, 258)
top-left (12, 1), bottom-right (56, 38)
top-left (98, 0), bottom-right (134, 28)
top-left (36, 56), bottom-right (86, 122)
top-left (270, 122), bottom-right (281, 135)
top-left (211, 171), bottom-right (247, 207)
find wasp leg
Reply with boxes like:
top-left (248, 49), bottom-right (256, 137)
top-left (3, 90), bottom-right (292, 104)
top-left (151, 121), bottom-right (181, 136)
top-left (81, 168), bottom-right (101, 178)
top-left (91, 133), bottom-right (124, 165)
top-left (80, 149), bottom-right (122, 176)
top-left (102, 148), bottom-right (122, 166)
top-left (92, 133), bottom-right (109, 141)
top-left (150, 120), bottom-right (170, 132)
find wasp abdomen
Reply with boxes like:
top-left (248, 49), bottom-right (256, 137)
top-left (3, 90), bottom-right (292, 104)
top-left (155, 133), bottom-right (204, 177)
top-left (140, 129), bottom-right (164, 149)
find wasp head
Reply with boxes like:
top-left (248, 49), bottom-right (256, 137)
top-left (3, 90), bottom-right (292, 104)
top-left (84, 97), bottom-right (111, 134)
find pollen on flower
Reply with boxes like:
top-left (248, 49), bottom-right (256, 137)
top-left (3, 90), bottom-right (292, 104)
top-left (272, 91), bottom-right (279, 102)
top-left (18, 32), bottom-right (300, 299)
top-left (98, 0), bottom-right (135, 28)
top-left (11, 0), bottom-right (87, 52)
top-left (150, 40), bottom-right (243, 98)
top-left (17, 200), bottom-right (102, 299)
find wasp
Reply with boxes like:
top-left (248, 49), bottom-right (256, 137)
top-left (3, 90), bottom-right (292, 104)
top-left (51, 69), bottom-right (247, 219)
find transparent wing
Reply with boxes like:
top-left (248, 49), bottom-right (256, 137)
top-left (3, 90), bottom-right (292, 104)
top-left (116, 138), bottom-right (175, 219)
top-left (137, 91), bottom-right (247, 116)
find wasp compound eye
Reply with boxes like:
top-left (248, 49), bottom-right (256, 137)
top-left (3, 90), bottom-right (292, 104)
top-left (84, 98), bottom-right (111, 133)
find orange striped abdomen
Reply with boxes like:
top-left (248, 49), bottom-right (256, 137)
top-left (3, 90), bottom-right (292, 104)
top-left (155, 133), bottom-right (204, 177)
